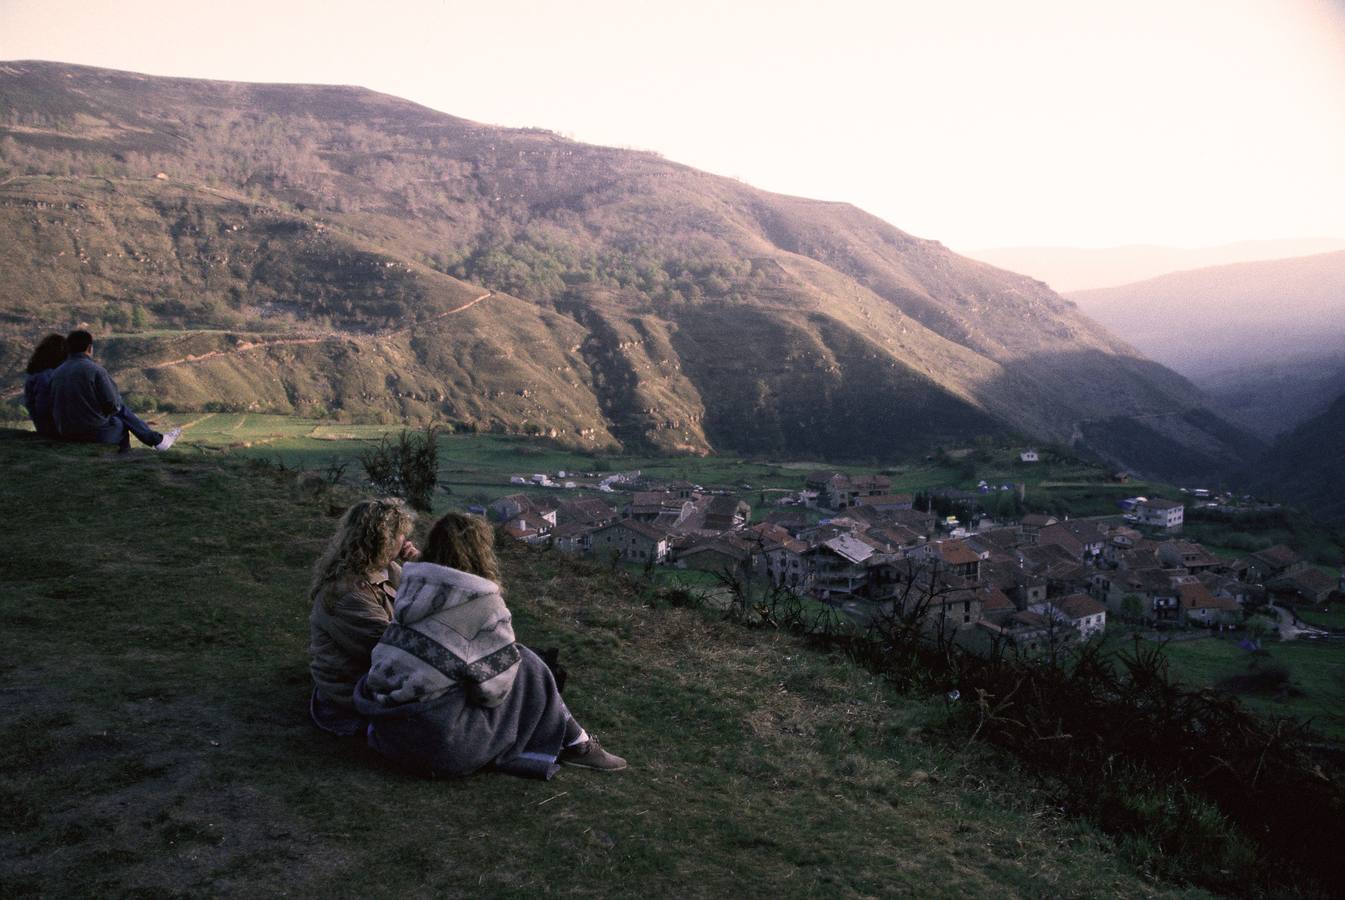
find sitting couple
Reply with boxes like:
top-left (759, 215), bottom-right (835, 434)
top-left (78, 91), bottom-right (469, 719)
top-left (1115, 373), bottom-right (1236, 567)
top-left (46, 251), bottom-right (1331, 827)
top-left (24, 330), bottom-right (181, 452)
top-left (308, 500), bottom-right (626, 779)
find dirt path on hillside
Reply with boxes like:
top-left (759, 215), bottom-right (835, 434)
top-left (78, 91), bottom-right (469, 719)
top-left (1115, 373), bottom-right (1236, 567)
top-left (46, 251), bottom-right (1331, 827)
top-left (143, 336), bottom-right (330, 371)
top-left (2, 291), bottom-right (497, 403)
top-left (384, 290), bottom-right (494, 336)
top-left (140, 292), bottom-right (493, 373)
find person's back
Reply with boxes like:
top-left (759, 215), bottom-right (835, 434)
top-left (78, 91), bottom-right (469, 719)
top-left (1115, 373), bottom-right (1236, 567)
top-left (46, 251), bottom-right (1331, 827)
top-left (50, 353), bottom-right (120, 438)
top-left (309, 571), bottom-right (399, 713)
top-left (47, 329), bottom-right (178, 452)
top-left (23, 368), bottom-right (58, 437)
top-left (22, 333), bottom-right (67, 438)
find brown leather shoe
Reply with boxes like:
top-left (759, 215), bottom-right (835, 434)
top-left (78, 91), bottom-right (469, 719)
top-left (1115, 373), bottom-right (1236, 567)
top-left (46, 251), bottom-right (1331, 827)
top-left (559, 737), bottom-right (628, 771)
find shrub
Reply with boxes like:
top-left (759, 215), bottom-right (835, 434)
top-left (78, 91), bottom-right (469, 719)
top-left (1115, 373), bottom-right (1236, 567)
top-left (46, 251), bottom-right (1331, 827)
top-left (358, 426), bottom-right (439, 511)
top-left (1219, 659), bottom-right (1296, 696)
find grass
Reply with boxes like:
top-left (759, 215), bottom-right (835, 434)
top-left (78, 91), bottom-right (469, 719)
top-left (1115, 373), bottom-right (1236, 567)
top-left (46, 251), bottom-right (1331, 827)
top-left (0, 428), bottom-right (1209, 898)
top-left (1142, 634), bottom-right (1345, 740)
top-left (3, 411), bottom-right (1195, 529)
top-left (156, 418), bottom-right (1006, 517)
top-left (1299, 604), bottom-right (1345, 631)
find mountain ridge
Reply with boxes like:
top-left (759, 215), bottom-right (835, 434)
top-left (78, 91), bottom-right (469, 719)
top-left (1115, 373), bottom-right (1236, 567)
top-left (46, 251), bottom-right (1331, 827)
top-left (1068, 251), bottom-right (1345, 439)
top-left (966, 238), bottom-right (1345, 292)
top-left (1250, 392), bottom-right (1345, 522)
top-left (0, 60), bottom-right (1258, 478)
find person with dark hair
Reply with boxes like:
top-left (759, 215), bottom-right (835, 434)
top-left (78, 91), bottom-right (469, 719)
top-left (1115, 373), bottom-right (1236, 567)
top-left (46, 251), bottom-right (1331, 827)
top-left (49, 329), bottom-right (181, 452)
top-left (309, 498), bottom-right (421, 736)
top-left (23, 333), bottom-right (68, 437)
top-left (354, 513), bottom-right (627, 779)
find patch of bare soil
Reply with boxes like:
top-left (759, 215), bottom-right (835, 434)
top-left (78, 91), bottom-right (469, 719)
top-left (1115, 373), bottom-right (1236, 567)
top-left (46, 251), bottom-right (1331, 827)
top-left (0, 676), bottom-right (347, 896)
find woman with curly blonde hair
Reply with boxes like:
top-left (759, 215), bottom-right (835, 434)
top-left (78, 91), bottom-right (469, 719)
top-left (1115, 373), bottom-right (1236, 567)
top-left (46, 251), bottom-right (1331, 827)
top-left (309, 498), bottom-right (420, 736)
top-left (354, 512), bottom-right (626, 778)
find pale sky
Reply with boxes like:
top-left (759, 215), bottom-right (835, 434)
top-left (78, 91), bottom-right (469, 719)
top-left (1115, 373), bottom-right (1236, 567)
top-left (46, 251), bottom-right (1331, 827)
top-left (3, 0), bottom-right (1344, 251)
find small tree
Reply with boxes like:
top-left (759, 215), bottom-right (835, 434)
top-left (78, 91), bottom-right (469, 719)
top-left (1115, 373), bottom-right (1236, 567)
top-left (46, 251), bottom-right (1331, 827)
top-left (359, 426), bottom-right (439, 511)
top-left (1244, 614), bottom-right (1276, 643)
top-left (1120, 592), bottom-right (1145, 625)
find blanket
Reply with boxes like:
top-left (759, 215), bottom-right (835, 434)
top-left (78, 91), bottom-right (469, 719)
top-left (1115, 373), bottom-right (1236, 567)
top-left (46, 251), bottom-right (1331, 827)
top-left (355, 645), bottom-right (569, 779)
top-left (364, 562), bottom-right (521, 707)
top-left (354, 563), bottom-right (568, 779)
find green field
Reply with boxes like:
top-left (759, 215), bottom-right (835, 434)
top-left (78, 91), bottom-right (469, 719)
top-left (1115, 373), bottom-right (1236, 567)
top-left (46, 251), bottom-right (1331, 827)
top-left (1148, 636), bottom-right (1345, 739)
top-left (160, 415), bottom-right (970, 515)
top-left (1300, 604), bottom-right (1345, 631)
top-left (2, 411), bottom-right (1187, 524)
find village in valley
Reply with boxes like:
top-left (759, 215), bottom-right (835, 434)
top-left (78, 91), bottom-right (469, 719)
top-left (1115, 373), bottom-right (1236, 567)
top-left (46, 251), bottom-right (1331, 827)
top-left (483, 454), bottom-right (1345, 653)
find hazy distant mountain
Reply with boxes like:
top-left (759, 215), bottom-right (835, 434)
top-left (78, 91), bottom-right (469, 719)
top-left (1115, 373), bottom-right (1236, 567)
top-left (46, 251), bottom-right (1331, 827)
top-left (1196, 355), bottom-right (1345, 441)
top-left (965, 239), bottom-right (1345, 293)
top-left (0, 61), bottom-right (1258, 478)
top-left (1068, 252), bottom-right (1345, 438)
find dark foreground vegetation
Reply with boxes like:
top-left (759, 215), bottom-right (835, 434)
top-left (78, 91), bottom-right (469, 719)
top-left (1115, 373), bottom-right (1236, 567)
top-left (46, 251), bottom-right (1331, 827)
top-left (2, 428), bottom-right (1340, 897)
top-left (788, 600), bottom-right (1345, 897)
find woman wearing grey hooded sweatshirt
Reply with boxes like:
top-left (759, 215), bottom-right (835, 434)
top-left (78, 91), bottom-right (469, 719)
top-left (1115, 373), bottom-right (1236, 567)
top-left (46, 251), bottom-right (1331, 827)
top-left (353, 513), bottom-right (626, 779)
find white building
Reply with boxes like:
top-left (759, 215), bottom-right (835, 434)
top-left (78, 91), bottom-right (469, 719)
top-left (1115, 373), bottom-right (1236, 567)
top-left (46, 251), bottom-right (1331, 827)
top-left (1135, 498), bottom-right (1184, 531)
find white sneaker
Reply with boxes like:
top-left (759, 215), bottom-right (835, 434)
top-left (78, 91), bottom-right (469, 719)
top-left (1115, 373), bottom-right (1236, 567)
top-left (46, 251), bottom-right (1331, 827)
top-left (155, 427), bottom-right (183, 451)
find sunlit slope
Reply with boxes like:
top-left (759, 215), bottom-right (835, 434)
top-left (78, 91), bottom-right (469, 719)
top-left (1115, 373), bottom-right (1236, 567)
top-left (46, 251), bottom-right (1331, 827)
top-left (0, 61), bottom-right (1258, 473)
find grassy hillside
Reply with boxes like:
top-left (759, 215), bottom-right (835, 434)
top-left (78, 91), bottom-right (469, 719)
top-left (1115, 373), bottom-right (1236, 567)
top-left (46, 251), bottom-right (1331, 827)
top-left (0, 61), bottom-right (1257, 475)
top-left (0, 428), bottom-right (1219, 898)
top-left (1199, 355), bottom-right (1345, 441)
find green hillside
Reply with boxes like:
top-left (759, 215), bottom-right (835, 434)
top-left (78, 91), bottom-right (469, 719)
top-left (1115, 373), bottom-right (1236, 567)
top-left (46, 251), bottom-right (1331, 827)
top-left (0, 429), bottom-right (1218, 898)
top-left (1250, 393), bottom-right (1345, 522)
top-left (0, 61), bottom-right (1258, 476)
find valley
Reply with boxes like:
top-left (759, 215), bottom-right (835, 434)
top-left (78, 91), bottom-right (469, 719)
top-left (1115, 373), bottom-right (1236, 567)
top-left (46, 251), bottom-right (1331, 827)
top-left (5, 6), bottom-right (1345, 896)
top-left (1067, 251), bottom-right (1345, 440)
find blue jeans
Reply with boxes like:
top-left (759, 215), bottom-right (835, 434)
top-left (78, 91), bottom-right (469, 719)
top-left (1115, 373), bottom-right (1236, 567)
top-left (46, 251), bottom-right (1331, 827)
top-left (310, 688), bottom-right (367, 738)
top-left (88, 406), bottom-right (162, 451)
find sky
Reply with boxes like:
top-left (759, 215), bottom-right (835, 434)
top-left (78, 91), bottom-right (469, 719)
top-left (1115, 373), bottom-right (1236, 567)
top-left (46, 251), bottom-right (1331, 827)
top-left (3, 0), bottom-right (1345, 251)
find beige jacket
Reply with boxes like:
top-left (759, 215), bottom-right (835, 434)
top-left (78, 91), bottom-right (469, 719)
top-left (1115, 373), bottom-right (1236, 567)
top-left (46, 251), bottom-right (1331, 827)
top-left (309, 562), bottom-right (401, 709)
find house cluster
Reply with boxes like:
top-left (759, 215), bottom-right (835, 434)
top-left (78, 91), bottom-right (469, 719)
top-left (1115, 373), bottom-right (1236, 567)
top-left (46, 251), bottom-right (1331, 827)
top-left (489, 478), bottom-right (751, 568)
top-left (490, 470), bottom-right (1338, 651)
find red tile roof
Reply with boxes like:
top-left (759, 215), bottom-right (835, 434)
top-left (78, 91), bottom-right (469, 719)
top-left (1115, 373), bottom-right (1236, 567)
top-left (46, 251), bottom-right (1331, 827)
top-left (1057, 592), bottom-right (1106, 619)
top-left (978, 586), bottom-right (1015, 612)
top-left (600, 519), bottom-right (670, 542)
top-left (936, 540), bottom-right (982, 566)
top-left (1253, 544), bottom-right (1301, 567)
top-left (1178, 582), bottom-right (1238, 611)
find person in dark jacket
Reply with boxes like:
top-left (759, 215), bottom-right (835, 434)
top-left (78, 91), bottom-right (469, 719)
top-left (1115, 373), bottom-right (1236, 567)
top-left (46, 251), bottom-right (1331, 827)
top-left (23, 333), bottom-right (67, 437)
top-left (49, 330), bottom-right (181, 452)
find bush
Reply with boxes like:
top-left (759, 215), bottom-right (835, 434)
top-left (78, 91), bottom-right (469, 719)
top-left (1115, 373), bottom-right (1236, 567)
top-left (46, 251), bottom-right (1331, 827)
top-left (358, 426), bottom-right (439, 511)
top-left (1219, 659), bottom-right (1297, 696)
